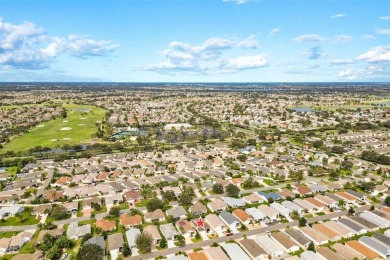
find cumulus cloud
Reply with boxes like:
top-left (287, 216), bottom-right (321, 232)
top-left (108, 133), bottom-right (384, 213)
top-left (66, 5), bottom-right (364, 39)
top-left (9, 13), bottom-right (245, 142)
top-left (237, 35), bottom-right (259, 49)
top-left (269, 27), bottom-right (282, 36)
top-left (224, 54), bottom-right (268, 70)
top-left (361, 35), bottom-right (376, 40)
top-left (331, 13), bottom-right (346, 19)
top-left (328, 59), bottom-right (354, 65)
top-left (376, 28), bottom-right (390, 35)
top-left (293, 34), bottom-right (327, 43)
top-left (0, 17), bottom-right (118, 69)
top-left (145, 36), bottom-right (267, 75)
top-left (333, 34), bottom-right (353, 43)
top-left (379, 16), bottom-right (390, 20)
top-left (356, 45), bottom-right (390, 63)
top-left (223, 0), bottom-right (248, 4)
top-left (337, 68), bottom-right (364, 80)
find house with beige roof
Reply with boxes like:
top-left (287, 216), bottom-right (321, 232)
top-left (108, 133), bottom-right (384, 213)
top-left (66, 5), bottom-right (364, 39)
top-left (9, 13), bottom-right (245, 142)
top-left (144, 209), bottom-right (165, 222)
top-left (300, 227), bottom-right (329, 245)
top-left (239, 239), bottom-right (268, 260)
top-left (205, 214), bottom-right (226, 235)
top-left (207, 198), bottom-right (227, 213)
top-left (204, 246), bottom-right (230, 260)
top-left (143, 225), bottom-right (161, 245)
top-left (108, 233), bottom-right (124, 260)
top-left (189, 202), bottom-right (207, 216)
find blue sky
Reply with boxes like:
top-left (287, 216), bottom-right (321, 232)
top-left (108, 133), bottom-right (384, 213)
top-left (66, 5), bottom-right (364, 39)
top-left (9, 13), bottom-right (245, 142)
top-left (0, 0), bottom-right (389, 82)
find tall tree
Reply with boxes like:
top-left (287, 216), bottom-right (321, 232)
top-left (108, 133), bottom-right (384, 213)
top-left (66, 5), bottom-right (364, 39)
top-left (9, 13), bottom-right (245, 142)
top-left (135, 232), bottom-right (153, 254)
top-left (77, 244), bottom-right (104, 260)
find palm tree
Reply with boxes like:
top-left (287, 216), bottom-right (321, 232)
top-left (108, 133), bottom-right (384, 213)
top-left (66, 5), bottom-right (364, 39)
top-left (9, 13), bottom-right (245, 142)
top-left (338, 199), bottom-right (346, 209)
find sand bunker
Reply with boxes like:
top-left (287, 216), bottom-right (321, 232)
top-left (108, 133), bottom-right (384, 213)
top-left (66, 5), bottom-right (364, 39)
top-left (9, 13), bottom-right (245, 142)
top-left (60, 127), bottom-right (72, 131)
top-left (78, 124), bottom-right (86, 126)
top-left (79, 118), bottom-right (87, 120)
top-left (63, 120), bottom-right (68, 123)
top-left (37, 125), bottom-right (45, 128)
top-left (50, 139), bottom-right (58, 142)
top-left (63, 138), bottom-right (72, 140)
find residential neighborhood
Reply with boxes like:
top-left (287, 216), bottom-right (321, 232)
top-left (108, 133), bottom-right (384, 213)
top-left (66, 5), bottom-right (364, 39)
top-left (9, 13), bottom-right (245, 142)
top-left (0, 84), bottom-right (390, 259)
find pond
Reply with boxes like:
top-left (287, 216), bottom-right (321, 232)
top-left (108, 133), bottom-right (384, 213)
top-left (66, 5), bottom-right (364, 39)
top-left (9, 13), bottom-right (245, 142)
top-left (71, 108), bottom-right (91, 112)
top-left (290, 107), bottom-right (312, 113)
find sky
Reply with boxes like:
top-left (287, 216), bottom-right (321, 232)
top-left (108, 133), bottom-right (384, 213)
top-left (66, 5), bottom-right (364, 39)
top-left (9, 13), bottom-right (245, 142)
top-left (0, 0), bottom-right (389, 82)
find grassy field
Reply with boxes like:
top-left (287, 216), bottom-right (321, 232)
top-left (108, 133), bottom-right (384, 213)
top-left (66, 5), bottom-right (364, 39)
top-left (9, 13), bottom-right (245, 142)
top-left (1, 103), bottom-right (105, 152)
top-left (0, 211), bottom-right (39, 226)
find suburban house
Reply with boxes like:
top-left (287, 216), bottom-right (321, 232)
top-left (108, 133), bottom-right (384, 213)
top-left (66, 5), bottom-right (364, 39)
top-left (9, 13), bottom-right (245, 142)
top-left (222, 243), bottom-right (251, 260)
top-left (239, 239), bottom-right (268, 260)
top-left (105, 194), bottom-right (124, 207)
top-left (108, 233), bottom-right (124, 260)
top-left (224, 197), bottom-right (246, 208)
top-left (124, 190), bottom-right (143, 206)
top-left (255, 234), bottom-right (284, 257)
top-left (232, 209), bottom-right (253, 225)
top-left (272, 232), bottom-right (300, 253)
top-left (189, 202), bottom-right (207, 216)
top-left (166, 206), bottom-right (187, 221)
top-left (0, 205), bottom-right (24, 219)
top-left (120, 214), bottom-right (142, 227)
top-left (159, 223), bottom-right (179, 242)
top-left (207, 199), bottom-right (228, 213)
top-left (205, 214), bottom-right (226, 235)
top-left (126, 228), bottom-right (141, 250)
top-left (245, 207), bottom-right (266, 222)
top-left (175, 219), bottom-right (195, 237)
top-left (144, 209), bottom-right (165, 222)
top-left (219, 211), bottom-right (240, 233)
top-left (66, 222), bottom-right (91, 239)
top-left (95, 219), bottom-right (116, 232)
top-left (143, 225), bottom-right (161, 245)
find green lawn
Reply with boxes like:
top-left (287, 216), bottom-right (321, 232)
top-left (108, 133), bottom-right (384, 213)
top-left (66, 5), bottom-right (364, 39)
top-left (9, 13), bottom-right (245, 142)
top-left (5, 166), bottom-right (18, 175)
top-left (263, 179), bottom-right (275, 186)
top-left (118, 202), bottom-right (129, 210)
top-left (1, 254), bottom-right (17, 260)
top-left (1, 103), bottom-right (105, 152)
top-left (0, 211), bottom-right (39, 226)
top-left (0, 231), bottom-right (19, 238)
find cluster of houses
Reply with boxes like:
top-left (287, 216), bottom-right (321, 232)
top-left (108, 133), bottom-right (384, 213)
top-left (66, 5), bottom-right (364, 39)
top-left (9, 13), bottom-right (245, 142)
top-left (166, 206), bottom-right (390, 260)
top-left (0, 105), bottom-right (63, 139)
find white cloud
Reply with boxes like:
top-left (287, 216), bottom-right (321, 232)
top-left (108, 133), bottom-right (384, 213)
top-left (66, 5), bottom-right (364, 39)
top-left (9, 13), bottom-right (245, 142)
top-left (361, 35), bottom-right (376, 40)
top-left (376, 28), bottom-right (390, 35)
top-left (146, 36), bottom-right (267, 75)
top-left (293, 34), bottom-right (327, 43)
top-left (331, 13), bottom-right (346, 19)
top-left (224, 54), bottom-right (268, 70)
top-left (64, 35), bottom-right (118, 58)
top-left (237, 35), bottom-right (259, 49)
top-left (367, 65), bottom-right (384, 75)
top-left (0, 18), bottom-right (118, 69)
top-left (328, 59), bottom-right (354, 65)
top-left (379, 16), bottom-right (390, 20)
top-left (269, 27), bottom-right (282, 36)
top-left (333, 34), bottom-right (352, 43)
top-left (356, 45), bottom-right (390, 63)
top-left (223, 0), bottom-right (248, 4)
top-left (337, 68), bottom-right (364, 80)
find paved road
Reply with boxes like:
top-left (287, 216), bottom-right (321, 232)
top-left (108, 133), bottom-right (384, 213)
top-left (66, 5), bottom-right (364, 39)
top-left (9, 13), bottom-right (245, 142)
top-left (128, 203), bottom-right (374, 260)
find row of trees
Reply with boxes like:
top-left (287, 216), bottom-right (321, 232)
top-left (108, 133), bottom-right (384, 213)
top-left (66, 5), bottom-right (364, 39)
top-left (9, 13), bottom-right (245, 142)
top-left (362, 150), bottom-right (390, 165)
